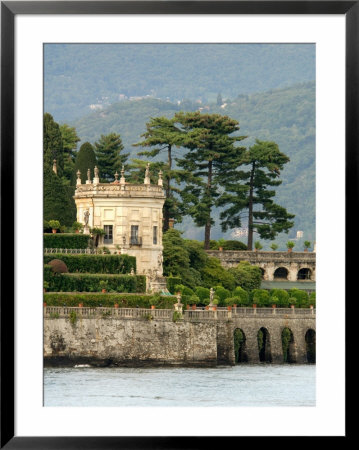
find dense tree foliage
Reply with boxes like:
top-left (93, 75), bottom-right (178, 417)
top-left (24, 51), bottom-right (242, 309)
top-left (94, 133), bottom-right (129, 181)
top-left (43, 114), bottom-right (76, 225)
top-left (43, 113), bottom-right (64, 177)
top-left (218, 139), bottom-right (295, 249)
top-left (43, 168), bottom-right (76, 226)
top-left (228, 261), bottom-right (262, 291)
top-left (59, 124), bottom-right (80, 183)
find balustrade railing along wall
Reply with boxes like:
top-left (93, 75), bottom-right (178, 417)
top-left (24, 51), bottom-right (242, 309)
top-left (44, 306), bottom-right (315, 320)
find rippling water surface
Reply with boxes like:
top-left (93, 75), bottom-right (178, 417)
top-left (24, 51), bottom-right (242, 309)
top-left (44, 364), bottom-right (315, 407)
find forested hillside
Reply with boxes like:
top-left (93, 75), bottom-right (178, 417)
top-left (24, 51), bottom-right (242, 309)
top-left (65, 82), bottom-right (315, 248)
top-left (45, 43), bottom-right (315, 122)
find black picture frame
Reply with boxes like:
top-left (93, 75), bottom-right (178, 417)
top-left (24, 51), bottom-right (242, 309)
top-left (1, 1), bottom-right (352, 447)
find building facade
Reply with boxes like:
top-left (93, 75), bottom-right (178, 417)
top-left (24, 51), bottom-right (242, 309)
top-left (74, 165), bottom-right (165, 276)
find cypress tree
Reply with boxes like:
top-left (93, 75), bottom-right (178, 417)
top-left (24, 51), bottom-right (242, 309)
top-left (60, 124), bottom-right (80, 184)
top-left (73, 142), bottom-right (97, 184)
top-left (43, 113), bottom-right (64, 178)
top-left (43, 167), bottom-right (76, 226)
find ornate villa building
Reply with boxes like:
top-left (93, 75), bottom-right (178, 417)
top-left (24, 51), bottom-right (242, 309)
top-left (74, 164), bottom-right (165, 278)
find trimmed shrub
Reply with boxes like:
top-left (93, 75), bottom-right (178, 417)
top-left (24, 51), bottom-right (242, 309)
top-left (44, 233), bottom-right (90, 249)
top-left (288, 288), bottom-right (309, 308)
top-left (225, 296), bottom-right (242, 307)
top-left (252, 289), bottom-right (270, 307)
top-left (44, 264), bottom-right (52, 281)
top-left (232, 287), bottom-right (250, 306)
top-left (221, 240), bottom-right (247, 251)
top-left (48, 259), bottom-right (69, 274)
top-left (214, 286), bottom-right (231, 306)
top-left (166, 277), bottom-right (182, 294)
top-left (46, 273), bottom-right (146, 293)
top-left (194, 287), bottom-right (210, 302)
top-left (44, 292), bottom-right (176, 309)
top-left (309, 291), bottom-right (316, 307)
top-left (44, 254), bottom-right (136, 274)
top-left (269, 289), bottom-right (290, 307)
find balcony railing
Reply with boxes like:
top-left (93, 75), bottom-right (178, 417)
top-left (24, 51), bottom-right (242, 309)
top-left (129, 236), bottom-right (142, 246)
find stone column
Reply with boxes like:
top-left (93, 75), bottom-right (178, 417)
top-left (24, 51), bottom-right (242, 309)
top-left (288, 263), bottom-right (298, 281)
top-left (242, 328), bottom-right (259, 363)
top-left (266, 263), bottom-right (275, 281)
top-left (292, 328), bottom-right (308, 363)
top-left (268, 326), bottom-right (284, 364)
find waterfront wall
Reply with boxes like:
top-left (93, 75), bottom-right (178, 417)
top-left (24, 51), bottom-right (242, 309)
top-left (44, 307), bottom-right (315, 367)
top-left (44, 311), bottom-right (217, 367)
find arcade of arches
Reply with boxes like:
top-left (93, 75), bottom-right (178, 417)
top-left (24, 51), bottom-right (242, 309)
top-left (232, 325), bottom-right (316, 364)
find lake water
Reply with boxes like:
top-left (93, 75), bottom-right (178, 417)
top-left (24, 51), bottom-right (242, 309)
top-left (44, 364), bottom-right (315, 407)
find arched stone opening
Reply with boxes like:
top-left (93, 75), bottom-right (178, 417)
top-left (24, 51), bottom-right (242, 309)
top-left (260, 268), bottom-right (265, 280)
top-left (297, 268), bottom-right (312, 280)
top-left (274, 267), bottom-right (288, 280)
top-left (281, 327), bottom-right (296, 363)
top-left (305, 329), bottom-right (316, 363)
top-left (257, 327), bottom-right (272, 363)
top-left (233, 328), bottom-right (248, 363)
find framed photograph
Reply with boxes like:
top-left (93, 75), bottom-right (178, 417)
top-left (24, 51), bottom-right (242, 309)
top-left (1, 1), bottom-right (352, 447)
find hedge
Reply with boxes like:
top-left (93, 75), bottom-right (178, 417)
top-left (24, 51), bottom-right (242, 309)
top-left (44, 254), bottom-right (136, 274)
top-left (44, 292), bottom-right (177, 309)
top-left (166, 277), bottom-right (182, 294)
top-left (44, 271), bottom-right (146, 293)
top-left (44, 233), bottom-right (90, 249)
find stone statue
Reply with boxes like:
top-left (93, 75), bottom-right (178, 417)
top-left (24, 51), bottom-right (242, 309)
top-left (176, 292), bottom-right (182, 304)
top-left (87, 168), bottom-right (91, 182)
top-left (157, 251), bottom-right (163, 268)
top-left (84, 210), bottom-right (90, 226)
top-left (209, 288), bottom-right (214, 303)
top-left (94, 166), bottom-right (99, 178)
top-left (145, 163), bottom-right (150, 178)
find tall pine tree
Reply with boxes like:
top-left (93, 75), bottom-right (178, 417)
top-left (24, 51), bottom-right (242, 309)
top-left (175, 111), bottom-right (247, 249)
top-left (94, 133), bottom-right (129, 181)
top-left (218, 139), bottom-right (295, 250)
top-left (133, 116), bottom-right (185, 231)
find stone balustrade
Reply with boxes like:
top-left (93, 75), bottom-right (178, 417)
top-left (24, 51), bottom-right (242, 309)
top-left (44, 306), bottom-right (315, 321)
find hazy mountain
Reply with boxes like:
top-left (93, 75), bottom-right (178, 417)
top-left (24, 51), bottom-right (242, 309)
top-left (45, 43), bottom-right (315, 122)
